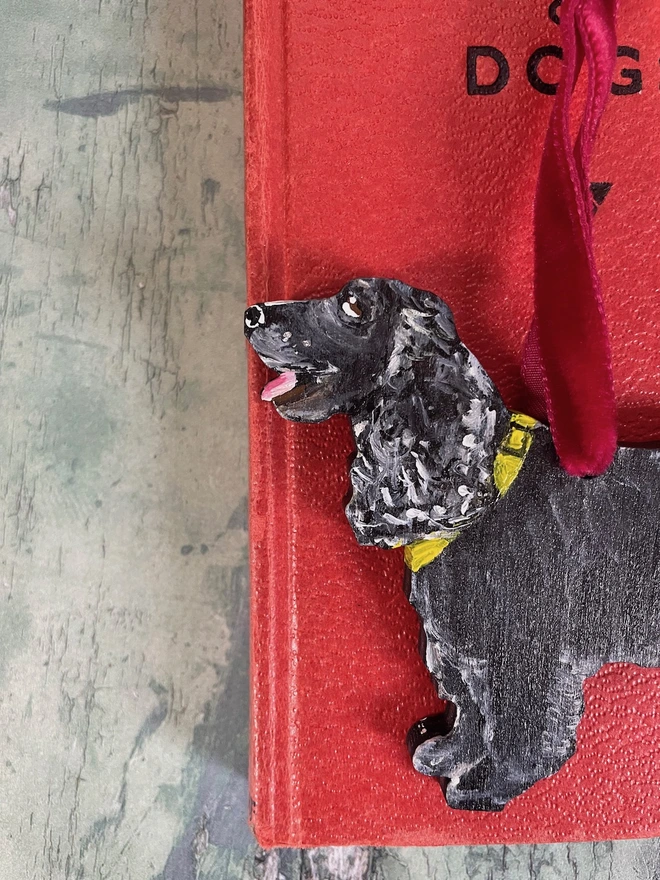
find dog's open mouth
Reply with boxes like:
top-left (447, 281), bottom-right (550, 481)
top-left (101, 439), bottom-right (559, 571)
top-left (261, 370), bottom-right (298, 401)
top-left (261, 369), bottom-right (317, 405)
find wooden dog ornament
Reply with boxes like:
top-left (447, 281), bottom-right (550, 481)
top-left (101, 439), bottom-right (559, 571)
top-left (244, 277), bottom-right (660, 812)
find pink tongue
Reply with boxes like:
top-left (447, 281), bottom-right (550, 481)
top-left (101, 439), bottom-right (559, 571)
top-left (261, 370), bottom-right (297, 401)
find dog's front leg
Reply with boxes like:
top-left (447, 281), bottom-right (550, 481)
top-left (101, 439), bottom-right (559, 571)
top-left (408, 631), bottom-right (491, 788)
top-left (441, 654), bottom-right (592, 811)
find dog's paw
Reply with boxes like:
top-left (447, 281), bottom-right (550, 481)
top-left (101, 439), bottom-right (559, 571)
top-left (407, 713), bottom-right (480, 779)
top-left (444, 757), bottom-right (507, 811)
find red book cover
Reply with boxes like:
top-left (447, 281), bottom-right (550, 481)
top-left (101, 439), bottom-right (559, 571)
top-left (244, 0), bottom-right (660, 847)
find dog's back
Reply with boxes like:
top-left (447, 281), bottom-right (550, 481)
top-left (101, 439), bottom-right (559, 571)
top-left (408, 430), bottom-right (660, 809)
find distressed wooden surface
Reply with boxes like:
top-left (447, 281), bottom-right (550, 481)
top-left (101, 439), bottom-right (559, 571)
top-left (2, 0), bottom-right (660, 877)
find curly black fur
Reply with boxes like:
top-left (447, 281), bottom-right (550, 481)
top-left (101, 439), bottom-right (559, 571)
top-left (245, 278), bottom-right (509, 546)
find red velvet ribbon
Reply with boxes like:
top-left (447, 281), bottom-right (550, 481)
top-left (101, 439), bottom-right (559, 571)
top-left (522, 0), bottom-right (618, 476)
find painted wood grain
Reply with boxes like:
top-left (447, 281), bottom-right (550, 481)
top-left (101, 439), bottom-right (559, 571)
top-left (2, 0), bottom-right (660, 876)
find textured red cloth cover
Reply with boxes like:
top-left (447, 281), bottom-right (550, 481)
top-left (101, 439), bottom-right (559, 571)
top-left (523, 0), bottom-right (619, 476)
top-left (244, 0), bottom-right (660, 847)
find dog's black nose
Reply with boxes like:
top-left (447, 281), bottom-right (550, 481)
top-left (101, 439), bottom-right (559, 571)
top-left (244, 304), bottom-right (266, 337)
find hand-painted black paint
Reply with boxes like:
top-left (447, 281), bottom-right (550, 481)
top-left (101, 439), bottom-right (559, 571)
top-left (245, 278), bottom-right (660, 811)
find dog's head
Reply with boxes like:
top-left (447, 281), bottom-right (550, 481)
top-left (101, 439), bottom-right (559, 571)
top-left (244, 278), bottom-right (458, 422)
top-left (245, 277), bottom-right (509, 546)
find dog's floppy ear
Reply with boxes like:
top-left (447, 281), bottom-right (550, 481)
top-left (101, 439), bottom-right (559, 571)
top-left (389, 280), bottom-right (458, 345)
top-left (383, 280), bottom-right (460, 390)
top-left (347, 277), bottom-right (508, 548)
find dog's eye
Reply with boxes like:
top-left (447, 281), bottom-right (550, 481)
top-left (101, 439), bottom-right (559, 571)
top-left (341, 294), bottom-right (362, 319)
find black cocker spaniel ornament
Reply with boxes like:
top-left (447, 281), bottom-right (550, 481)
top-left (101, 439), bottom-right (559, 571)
top-left (245, 277), bottom-right (660, 812)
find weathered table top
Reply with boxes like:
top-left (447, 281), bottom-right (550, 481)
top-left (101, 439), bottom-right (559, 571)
top-left (1, 0), bottom-right (659, 877)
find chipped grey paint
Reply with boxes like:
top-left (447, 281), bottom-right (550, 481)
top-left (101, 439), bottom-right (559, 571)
top-left (0, 0), bottom-right (251, 874)
top-left (44, 86), bottom-right (240, 118)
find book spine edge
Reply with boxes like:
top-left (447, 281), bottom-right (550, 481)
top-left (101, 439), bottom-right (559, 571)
top-left (244, 0), bottom-right (293, 845)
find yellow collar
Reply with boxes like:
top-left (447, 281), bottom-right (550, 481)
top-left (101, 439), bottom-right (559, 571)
top-left (403, 412), bottom-right (538, 573)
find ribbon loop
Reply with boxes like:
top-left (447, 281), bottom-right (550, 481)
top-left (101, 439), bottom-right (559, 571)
top-left (522, 0), bottom-right (618, 476)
